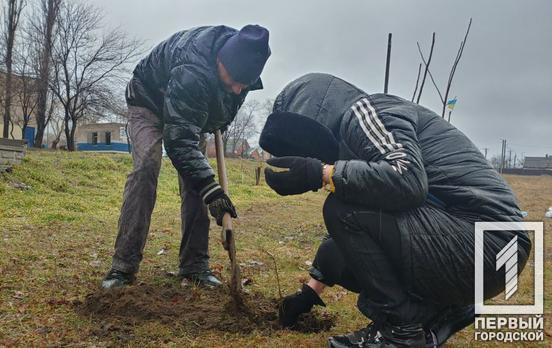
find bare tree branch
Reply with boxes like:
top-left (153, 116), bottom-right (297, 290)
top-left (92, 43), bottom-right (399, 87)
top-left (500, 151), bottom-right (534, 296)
top-left (441, 18), bottom-right (472, 118)
top-left (411, 63), bottom-right (421, 102)
top-left (416, 42), bottom-right (444, 103)
top-left (415, 32), bottom-right (435, 104)
top-left (223, 99), bottom-right (261, 156)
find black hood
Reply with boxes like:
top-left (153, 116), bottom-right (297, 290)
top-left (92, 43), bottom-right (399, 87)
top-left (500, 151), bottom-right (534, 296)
top-left (259, 111), bottom-right (339, 164)
top-left (272, 73), bottom-right (363, 137)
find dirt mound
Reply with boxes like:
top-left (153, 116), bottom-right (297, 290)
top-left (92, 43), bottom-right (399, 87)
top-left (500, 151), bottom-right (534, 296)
top-left (76, 283), bottom-right (335, 342)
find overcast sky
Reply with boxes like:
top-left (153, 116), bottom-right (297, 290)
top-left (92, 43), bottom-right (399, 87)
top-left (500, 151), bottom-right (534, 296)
top-left (90, 0), bottom-right (551, 158)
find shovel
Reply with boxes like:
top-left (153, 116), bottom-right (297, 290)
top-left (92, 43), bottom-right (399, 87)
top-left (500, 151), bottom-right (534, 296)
top-left (214, 130), bottom-right (242, 300)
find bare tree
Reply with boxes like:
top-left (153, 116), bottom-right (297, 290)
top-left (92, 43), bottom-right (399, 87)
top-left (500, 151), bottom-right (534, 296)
top-left (414, 32), bottom-right (435, 104)
top-left (260, 98), bottom-right (274, 118)
top-left (222, 99), bottom-right (261, 155)
top-left (441, 18), bottom-right (472, 120)
top-left (411, 63), bottom-right (421, 102)
top-left (413, 19), bottom-right (472, 122)
top-left (416, 42), bottom-right (444, 105)
top-left (49, 1), bottom-right (142, 151)
top-left (27, 0), bottom-right (61, 147)
top-left (47, 98), bottom-right (63, 149)
top-left (2, 0), bottom-right (26, 138)
top-left (12, 40), bottom-right (39, 139)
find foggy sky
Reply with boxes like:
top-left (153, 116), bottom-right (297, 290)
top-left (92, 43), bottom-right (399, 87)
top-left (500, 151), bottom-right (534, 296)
top-left (90, 0), bottom-right (552, 158)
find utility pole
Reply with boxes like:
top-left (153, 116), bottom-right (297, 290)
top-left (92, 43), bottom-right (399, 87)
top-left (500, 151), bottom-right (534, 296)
top-left (521, 152), bottom-right (525, 168)
top-left (499, 140), bottom-right (503, 173)
top-left (384, 33), bottom-right (392, 93)
top-left (504, 140), bottom-right (507, 171)
top-left (508, 149), bottom-right (512, 169)
top-left (483, 147), bottom-right (488, 159)
top-left (513, 153), bottom-right (517, 168)
top-left (500, 139), bottom-right (507, 173)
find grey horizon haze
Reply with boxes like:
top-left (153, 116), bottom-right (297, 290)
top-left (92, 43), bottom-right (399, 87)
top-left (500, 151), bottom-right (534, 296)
top-left (91, 0), bottom-right (552, 159)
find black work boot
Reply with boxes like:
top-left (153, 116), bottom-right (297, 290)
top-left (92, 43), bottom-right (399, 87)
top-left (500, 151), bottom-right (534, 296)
top-left (425, 305), bottom-right (475, 347)
top-left (101, 269), bottom-right (136, 289)
top-left (180, 270), bottom-right (222, 288)
top-left (279, 283), bottom-right (326, 328)
top-left (328, 322), bottom-right (425, 348)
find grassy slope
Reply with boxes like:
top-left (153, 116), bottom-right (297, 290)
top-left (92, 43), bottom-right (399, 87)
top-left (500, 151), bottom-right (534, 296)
top-left (0, 151), bottom-right (550, 347)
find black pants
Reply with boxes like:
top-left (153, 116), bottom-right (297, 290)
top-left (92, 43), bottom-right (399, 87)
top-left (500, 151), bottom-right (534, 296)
top-left (311, 194), bottom-right (531, 326)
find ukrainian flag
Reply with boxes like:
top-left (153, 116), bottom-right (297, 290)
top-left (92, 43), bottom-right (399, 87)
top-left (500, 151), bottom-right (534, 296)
top-left (446, 97), bottom-right (457, 110)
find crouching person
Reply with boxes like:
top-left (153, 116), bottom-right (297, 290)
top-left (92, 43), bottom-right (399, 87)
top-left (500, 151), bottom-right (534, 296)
top-left (259, 73), bottom-right (531, 347)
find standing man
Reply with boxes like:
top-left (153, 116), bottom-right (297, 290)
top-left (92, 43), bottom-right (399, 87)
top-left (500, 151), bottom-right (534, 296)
top-left (102, 25), bottom-right (271, 289)
top-left (260, 73), bottom-right (531, 347)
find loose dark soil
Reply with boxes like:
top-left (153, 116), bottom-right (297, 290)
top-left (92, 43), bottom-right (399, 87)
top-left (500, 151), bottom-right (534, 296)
top-left (76, 283), bottom-right (335, 343)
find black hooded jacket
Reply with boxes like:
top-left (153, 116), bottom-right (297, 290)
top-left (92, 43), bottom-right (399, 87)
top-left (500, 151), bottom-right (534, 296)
top-left (272, 73), bottom-right (529, 303)
top-left (273, 73), bottom-right (522, 222)
top-left (126, 26), bottom-right (262, 187)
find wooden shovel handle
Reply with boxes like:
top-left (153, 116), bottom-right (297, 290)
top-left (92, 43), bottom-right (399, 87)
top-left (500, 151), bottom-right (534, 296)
top-left (214, 130), bottom-right (233, 250)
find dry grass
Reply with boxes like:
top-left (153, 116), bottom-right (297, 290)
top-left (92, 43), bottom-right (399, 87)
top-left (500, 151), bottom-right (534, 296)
top-left (0, 151), bottom-right (550, 347)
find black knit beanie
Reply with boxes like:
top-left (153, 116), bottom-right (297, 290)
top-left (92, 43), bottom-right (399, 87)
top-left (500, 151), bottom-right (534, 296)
top-left (218, 24), bottom-right (271, 85)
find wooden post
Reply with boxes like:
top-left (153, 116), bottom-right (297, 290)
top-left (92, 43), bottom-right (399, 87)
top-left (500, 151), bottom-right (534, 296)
top-left (255, 164), bottom-right (261, 185)
top-left (214, 130), bottom-right (242, 299)
top-left (384, 33), bottom-right (392, 93)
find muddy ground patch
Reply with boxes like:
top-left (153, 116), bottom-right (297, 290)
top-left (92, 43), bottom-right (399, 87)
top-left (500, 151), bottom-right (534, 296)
top-left (76, 283), bottom-right (335, 343)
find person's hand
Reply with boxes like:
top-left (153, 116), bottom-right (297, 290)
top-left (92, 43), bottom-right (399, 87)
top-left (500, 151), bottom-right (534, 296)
top-left (208, 193), bottom-right (237, 226)
top-left (265, 156), bottom-right (323, 196)
top-left (279, 283), bottom-right (326, 328)
top-left (199, 179), bottom-right (238, 226)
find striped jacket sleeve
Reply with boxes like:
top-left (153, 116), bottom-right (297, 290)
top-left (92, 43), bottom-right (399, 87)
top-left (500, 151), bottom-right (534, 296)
top-left (332, 97), bottom-right (428, 210)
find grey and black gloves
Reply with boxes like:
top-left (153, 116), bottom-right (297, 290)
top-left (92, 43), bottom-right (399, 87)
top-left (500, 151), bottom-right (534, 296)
top-left (279, 283), bottom-right (326, 328)
top-left (199, 179), bottom-right (238, 226)
top-left (265, 156), bottom-right (323, 196)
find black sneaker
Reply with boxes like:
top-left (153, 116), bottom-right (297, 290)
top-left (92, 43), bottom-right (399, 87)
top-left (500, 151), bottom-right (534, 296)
top-left (180, 270), bottom-right (222, 288)
top-left (328, 322), bottom-right (380, 348)
top-left (380, 322), bottom-right (425, 347)
top-left (328, 322), bottom-right (425, 348)
top-left (425, 305), bottom-right (475, 347)
top-left (101, 269), bottom-right (135, 289)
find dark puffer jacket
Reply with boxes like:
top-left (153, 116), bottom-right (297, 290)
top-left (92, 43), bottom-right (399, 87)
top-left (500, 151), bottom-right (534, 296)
top-left (273, 73), bottom-right (530, 303)
top-left (273, 73), bottom-right (521, 220)
top-left (126, 26), bottom-right (262, 187)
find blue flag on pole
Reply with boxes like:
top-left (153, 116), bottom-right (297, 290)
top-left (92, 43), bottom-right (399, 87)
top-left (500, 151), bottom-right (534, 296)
top-left (446, 97), bottom-right (457, 110)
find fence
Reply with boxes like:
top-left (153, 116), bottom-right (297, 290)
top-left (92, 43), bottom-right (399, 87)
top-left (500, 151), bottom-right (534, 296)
top-left (502, 168), bottom-right (552, 176)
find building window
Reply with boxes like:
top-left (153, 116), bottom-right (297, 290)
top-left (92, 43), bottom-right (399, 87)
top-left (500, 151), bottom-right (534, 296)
top-left (105, 132), bottom-right (111, 145)
top-left (91, 132), bottom-right (98, 145)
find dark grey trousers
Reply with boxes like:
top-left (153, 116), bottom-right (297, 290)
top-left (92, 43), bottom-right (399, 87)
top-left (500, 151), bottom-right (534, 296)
top-left (111, 105), bottom-right (210, 275)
